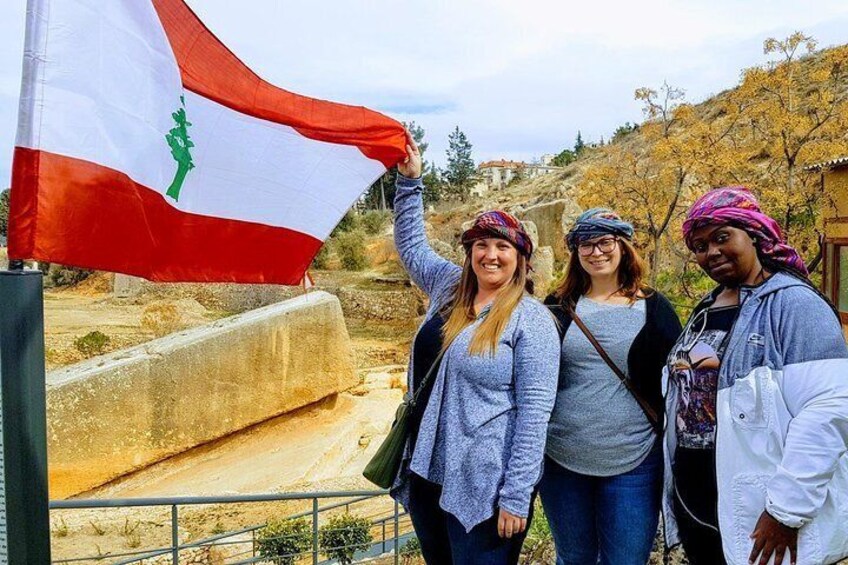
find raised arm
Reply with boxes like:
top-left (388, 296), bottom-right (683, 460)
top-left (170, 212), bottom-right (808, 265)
top-left (393, 132), bottom-right (460, 298)
top-left (498, 301), bottom-right (560, 519)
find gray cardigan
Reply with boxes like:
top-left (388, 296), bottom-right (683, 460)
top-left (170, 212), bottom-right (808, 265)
top-left (389, 175), bottom-right (560, 532)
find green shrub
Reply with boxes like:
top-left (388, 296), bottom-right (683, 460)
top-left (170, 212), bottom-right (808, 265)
top-left (335, 231), bottom-right (367, 271)
top-left (318, 513), bottom-right (373, 565)
top-left (400, 536), bottom-right (422, 564)
top-left (311, 242), bottom-right (332, 269)
top-left (256, 517), bottom-right (312, 565)
top-left (362, 210), bottom-right (390, 235)
top-left (74, 331), bottom-right (110, 357)
top-left (655, 265), bottom-right (714, 320)
top-left (48, 264), bottom-right (92, 287)
top-left (332, 210), bottom-right (358, 236)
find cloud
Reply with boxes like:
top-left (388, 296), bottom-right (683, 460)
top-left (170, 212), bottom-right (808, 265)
top-left (1, 0), bottom-right (848, 176)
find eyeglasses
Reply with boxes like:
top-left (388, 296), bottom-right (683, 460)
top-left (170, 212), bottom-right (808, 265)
top-left (576, 237), bottom-right (618, 257)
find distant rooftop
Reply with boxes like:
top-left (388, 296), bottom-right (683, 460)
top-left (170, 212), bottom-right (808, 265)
top-left (805, 156), bottom-right (848, 172)
top-left (478, 159), bottom-right (527, 169)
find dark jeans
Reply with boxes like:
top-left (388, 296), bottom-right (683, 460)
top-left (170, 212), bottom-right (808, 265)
top-left (538, 441), bottom-right (663, 565)
top-left (673, 493), bottom-right (726, 565)
top-left (673, 447), bottom-right (725, 565)
top-left (408, 473), bottom-right (533, 565)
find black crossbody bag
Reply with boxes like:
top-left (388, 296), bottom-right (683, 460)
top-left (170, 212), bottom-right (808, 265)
top-left (566, 304), bottom-right (661, 434)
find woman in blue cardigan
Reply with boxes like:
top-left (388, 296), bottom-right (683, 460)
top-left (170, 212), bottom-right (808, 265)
top-left (389, 132), bottom-right (560, 564)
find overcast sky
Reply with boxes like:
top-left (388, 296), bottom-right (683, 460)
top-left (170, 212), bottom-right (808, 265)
top-left (2, 1), bottom-right (848, 185)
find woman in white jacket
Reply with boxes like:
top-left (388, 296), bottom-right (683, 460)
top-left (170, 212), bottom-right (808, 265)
top-left (663, 186), bottom-right (848, 565)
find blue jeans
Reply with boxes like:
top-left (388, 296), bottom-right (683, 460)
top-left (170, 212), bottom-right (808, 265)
top-left (539, 442), bottom-right (662, 565)
top-left (408, 473), bottom-right (534, 565)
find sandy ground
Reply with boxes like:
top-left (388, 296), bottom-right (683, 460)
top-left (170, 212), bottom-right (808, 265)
top-left (83, 389), bottom-right (401, 499)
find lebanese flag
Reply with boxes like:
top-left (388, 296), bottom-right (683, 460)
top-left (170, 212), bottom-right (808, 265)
top-left (9, 0), bottom-right (406, 284)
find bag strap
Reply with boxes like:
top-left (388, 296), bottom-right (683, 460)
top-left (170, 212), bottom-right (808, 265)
top-left (410, 347), bottom-right (446, 408)
top-left (566, 303), bottom-right (661, 432)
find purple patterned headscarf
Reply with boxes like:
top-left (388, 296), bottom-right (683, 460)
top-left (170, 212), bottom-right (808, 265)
top-left (682, 186), bottom-right (808, 277)
top-left (461, 210), bottom-right (533, 258)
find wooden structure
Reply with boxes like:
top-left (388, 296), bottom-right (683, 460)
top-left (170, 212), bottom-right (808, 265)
top-left (809, 157), bottom-right (848, 337)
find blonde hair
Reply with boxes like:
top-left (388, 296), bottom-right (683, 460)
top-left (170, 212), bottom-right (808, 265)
top-left (441, 251), bottom-right (532, 356)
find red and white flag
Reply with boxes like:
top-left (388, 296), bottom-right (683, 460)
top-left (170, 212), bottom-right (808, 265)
top-left (9, 0), bottom-right (406, 284)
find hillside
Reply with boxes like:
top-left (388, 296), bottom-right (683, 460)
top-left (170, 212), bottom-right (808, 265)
top-left (424, 39), bottom-right (848, 307)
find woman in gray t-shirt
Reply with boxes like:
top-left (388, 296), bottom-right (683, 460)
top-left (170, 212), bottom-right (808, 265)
top-left (541, 208), bottom-right (682, 565)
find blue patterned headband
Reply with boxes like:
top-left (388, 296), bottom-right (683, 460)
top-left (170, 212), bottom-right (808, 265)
top-left (566, 208), bottom-right (634, 249)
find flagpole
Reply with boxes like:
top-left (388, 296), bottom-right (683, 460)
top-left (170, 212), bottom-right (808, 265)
top-left (0, 261), bottom-right (51, 564)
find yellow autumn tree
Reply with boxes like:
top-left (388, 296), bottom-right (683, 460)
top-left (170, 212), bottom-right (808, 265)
top-left (578, 83), bottom-right (748, 285)
top-left (736, 33), bottom-right (848, 268)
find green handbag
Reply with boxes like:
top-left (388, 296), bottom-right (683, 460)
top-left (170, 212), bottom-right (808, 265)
top-left (363, 349), bottom-right (445, 489)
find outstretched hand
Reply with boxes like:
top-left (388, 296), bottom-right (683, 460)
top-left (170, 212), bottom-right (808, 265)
top-left (749, 510), bottom-right (798, 565)
top-left (397, 129), bottom-right (422, 179)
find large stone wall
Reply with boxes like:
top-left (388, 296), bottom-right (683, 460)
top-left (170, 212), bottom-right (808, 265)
top-left (518, 199), bottom-right (583, 261)
top-left (47, 291), bottom-right (357, 498)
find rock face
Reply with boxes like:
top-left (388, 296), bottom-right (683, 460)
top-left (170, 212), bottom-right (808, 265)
top-left (336, 287), bottom-right (424, 321)
top-left (530, 246), bottom-right (556, 297)
top-left (519, 199), bottom-right (583, 261)
top-left (46, 291), bottom-right (357, 498)
top-left (113, 274), bottom-right (298, 312)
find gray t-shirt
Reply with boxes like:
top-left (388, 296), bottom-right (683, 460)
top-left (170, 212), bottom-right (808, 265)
top-left (546, 296), bottom-right (655, 476)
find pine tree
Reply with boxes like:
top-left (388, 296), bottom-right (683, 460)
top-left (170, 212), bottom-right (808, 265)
top-left (0, 188), bottom-right (9, 238)
top-left (444, 126), bottom-right (475, 199)
top-left (574, 131), bottom-right (585, 155)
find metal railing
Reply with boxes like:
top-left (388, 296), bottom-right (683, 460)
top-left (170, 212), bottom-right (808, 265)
top-left (49, 489), bottom-right (414, 565)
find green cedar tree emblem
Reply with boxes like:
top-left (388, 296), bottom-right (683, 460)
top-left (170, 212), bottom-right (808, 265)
top-left (165, 95), bottom-right (195, 202)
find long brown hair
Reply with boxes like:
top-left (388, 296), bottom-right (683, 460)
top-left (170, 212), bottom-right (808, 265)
top-left (442, 249), bottom-right (534, 356)
top-left (553, 237), bottom-right (651, 305)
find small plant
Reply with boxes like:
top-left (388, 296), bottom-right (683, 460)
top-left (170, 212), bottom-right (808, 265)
top-left (211, 521), bottom-right (226, 535)
top-left (124, 530), bottom-right (141, 549)
top-left (52, 516), bottom-right (69, 538)
top-left (89, 520), bottom-right (106, 536)
top-left (319, 513), bottom-right (373, 565)
top-left (74, 331), bottom-right (110, 357)
top-left (332, 210), bottom-right (359, 236)
top-left (335, 231), bottom-right (368, 271)
top-left (362, 210), bottom-right (390, 235)
top-left (311, 243), bottom-right (332, 270)
top-left (400, 536), bottom-right (422, 564)
top-left (256, 517), bottom-right (312, 565)
top-left (47, 264), bottom-right (92, 287)
top-left (141, 302), bottom-right (184, 337)
top-left (121, 518), bottom-right (140, 536)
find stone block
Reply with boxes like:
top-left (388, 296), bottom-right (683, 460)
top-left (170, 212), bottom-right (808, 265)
top-left (113, 273), bottom-right (142, 298)
top-left (46, 291), bottom-right (357, 498)
top-left (519, 199), bottom-right (582, 260)
top-left (530, 246), bottom-right (556, 297)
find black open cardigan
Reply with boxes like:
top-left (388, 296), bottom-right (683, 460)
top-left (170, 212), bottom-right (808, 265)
top-left (544, 291), bottom-right (683, 430)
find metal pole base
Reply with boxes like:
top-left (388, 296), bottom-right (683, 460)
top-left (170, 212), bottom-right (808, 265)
top-left (0, 269), bottom-right (51, 564)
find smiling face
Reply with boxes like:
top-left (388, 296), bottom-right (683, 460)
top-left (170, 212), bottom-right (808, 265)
top-left (469, 237), bottom-right (519, 292)
top-left (576, 235), bottom-right (622, 280)
top-left (689, 224), bottom-right (760, 286)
